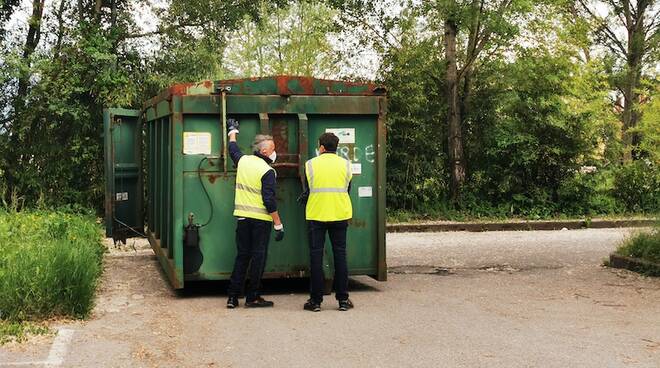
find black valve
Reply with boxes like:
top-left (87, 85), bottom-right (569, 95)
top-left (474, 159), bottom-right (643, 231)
top-left (184, 212), bottom-right (200, 248)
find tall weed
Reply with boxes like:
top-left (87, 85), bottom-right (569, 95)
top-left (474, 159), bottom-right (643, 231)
top-left (0, 210), bottom-right (104, 321)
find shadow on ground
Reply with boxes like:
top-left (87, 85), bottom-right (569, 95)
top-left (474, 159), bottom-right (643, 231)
top-left (177, 277), bottom-right (380, 298)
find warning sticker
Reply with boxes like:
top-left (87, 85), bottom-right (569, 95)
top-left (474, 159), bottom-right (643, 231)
top-left (325, 128), bottom-right (355, 144)
top-left (358, 186), bottom-right (373, 198)
top-left (183, 132), bottom-right (212, 155)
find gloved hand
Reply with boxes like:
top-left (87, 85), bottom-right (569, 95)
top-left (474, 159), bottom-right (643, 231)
top-left (274, 223), bottom-right (284, 241)
top-left (227, 118), bottom-right (240, 136)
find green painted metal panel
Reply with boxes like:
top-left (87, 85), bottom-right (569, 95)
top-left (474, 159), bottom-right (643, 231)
top-left (107, 77), bottom-right (386, 289)
top-left (103, 108), bottom-right (143, 241)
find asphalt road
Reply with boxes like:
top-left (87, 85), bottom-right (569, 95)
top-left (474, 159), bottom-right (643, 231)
top-left (1, 228), bottom-right (659, 368)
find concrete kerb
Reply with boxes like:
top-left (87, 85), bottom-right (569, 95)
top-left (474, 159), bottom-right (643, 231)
top-left (609, 252), bottom-right (660, 276)
top-left (386, 219), bottom-right (657, 233)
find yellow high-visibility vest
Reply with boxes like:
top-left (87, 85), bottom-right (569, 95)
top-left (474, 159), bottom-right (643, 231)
top-left (305, 153), bottom-right (352, 221)
top-left (233, 155), bottom-right (274, 221)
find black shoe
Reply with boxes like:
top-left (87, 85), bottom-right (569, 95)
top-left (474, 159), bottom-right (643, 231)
top-left (245, 296), bottom-right (274, 308)
top-left (338, 299), bottom-right (354, 311)
top-left (303, 299), bottom-right (321, 312)
top-left (227, 296), bottom-right (239, 309)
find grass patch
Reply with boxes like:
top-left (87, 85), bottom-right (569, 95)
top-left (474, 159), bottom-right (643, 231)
top-left (0, 209), bottom-right (104, 336)
top-left (0, 320), bottom-right (50, 344)
top-left (616, 226), bottom-right (660, 265)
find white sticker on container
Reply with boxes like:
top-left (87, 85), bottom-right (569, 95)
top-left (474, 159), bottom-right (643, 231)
top-left (351, 163), bottom-right (362, 175)
top-left (183, 132), bottom-right (212, 155)
top-left (358, 186), bottom-right (372, 197)
top-left (325, 128), bottom-right (355, 144)
top-left (115, 192), bottom-right (128, 201)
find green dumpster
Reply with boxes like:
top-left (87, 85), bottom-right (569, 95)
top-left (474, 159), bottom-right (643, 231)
top-left (104, 76), bottom-right (387, 289)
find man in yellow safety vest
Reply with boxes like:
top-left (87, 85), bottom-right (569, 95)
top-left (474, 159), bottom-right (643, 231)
top-left (302, 132), bottom-right (354, 312)
top-left (225, 119), bottom-right (284, 309)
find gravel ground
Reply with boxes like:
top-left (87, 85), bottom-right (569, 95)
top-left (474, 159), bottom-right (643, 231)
top-left (1, 228), bottom-right (658, 368)
top-left (387, 228), bottom-right (639, 270)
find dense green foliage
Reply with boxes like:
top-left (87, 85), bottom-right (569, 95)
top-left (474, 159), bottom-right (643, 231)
top-left (0, 1), bottom-right (267, 210)
top-left (0, 210), bottom-right (105, 321)
top-left (0, 0), bottom-right (658, 219)
top-left (375, 1), bottom-right (659, 218)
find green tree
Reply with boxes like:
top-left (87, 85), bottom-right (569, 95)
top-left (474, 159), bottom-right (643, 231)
top-left (224, 1), bottom-right (340, 78)
top-left (0, 0), bottom-right (266, 209)
top-left (574, 0), bottom-right (660, 162)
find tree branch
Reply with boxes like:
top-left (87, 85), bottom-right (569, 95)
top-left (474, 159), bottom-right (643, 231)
top-left (577, 0), bottom-right (627, 56)
top-left (457, 0), bottom-right (511, 79)
top-left (641, 6), bottom-right (659, 34)
top-left (342, 11), bottom-right (402, 50)
top-left (121, 22), bottom-right (207, 40)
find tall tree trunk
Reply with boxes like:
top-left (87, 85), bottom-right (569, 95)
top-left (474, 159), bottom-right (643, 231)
top-left (276, 8), bottom-right (284, 74)
top-left (16, 0), bottom-right (45, 104)
top-left (94, 0), bottom-right (103, 23)
top-left (621, 0), bottom-right (646, 162)
top-left (6, 0), bottom-right (45, 201)
top-left (54, 0), bottom-right (68, 56)
top-left (78, 0), bottom-right (83, 22)
top-left (445, 18), bottom-right (466, 203)
top-left (460, 0), bottom-right (480, 122)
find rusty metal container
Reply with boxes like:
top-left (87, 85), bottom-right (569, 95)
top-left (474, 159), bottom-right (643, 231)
top-left (104, 76), bottom-right (387, 288)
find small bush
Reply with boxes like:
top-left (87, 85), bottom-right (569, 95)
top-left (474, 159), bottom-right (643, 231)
top-left (558, 170), bottom-right (621, 216)
top-left (613, 161), bottom-right (660, 213)
top-left (617, 226), bottom-right (660, 265)
top-left (0, 210), bottom-right (105, 322)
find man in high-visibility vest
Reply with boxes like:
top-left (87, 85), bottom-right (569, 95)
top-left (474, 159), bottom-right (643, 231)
top-left (302, 132), bottom-right (354, 312)
top-left (225, 119), bottom-right (284, 309)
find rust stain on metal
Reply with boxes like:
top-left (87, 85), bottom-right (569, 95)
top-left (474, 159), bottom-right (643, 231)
top-left (297, 77), bottom-right (314, 94)
top-left (276, 76), bottom-right (291, 96)
top-left (170, 83), bottom-right (195, 96)
top-left (272, 119), bottom-right (289, 153)
top-left (144, 76), bottom-right (386, 111)
top-left (207, 174), bottom-right (220, 184)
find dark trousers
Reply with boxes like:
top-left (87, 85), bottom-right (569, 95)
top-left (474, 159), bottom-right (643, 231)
top-left (308, 220), bottom-right (349, 304)
top-left (228, 218), bottom-right (271, 301)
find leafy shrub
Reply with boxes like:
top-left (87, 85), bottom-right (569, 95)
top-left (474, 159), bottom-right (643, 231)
top-left (613, 161), bottom-right (660, 213)
top-left (558, 170), bottom-right (621, 216)
top-left (0, 210), bottom-right (104, 321)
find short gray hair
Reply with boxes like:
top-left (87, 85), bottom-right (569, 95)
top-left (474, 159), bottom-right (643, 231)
top-left (252, 134), bottom-right (274, 152)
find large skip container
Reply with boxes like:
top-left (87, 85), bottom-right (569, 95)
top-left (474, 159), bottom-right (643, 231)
top-left (104, 76), bottom-right (387, 289)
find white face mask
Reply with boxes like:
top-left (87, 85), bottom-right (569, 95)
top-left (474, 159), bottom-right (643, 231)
top-left (268, 151), bottom-right (277, 163)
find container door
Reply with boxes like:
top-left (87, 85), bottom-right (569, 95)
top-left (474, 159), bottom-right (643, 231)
top-left (103, 108), bottom-right (144, 242)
